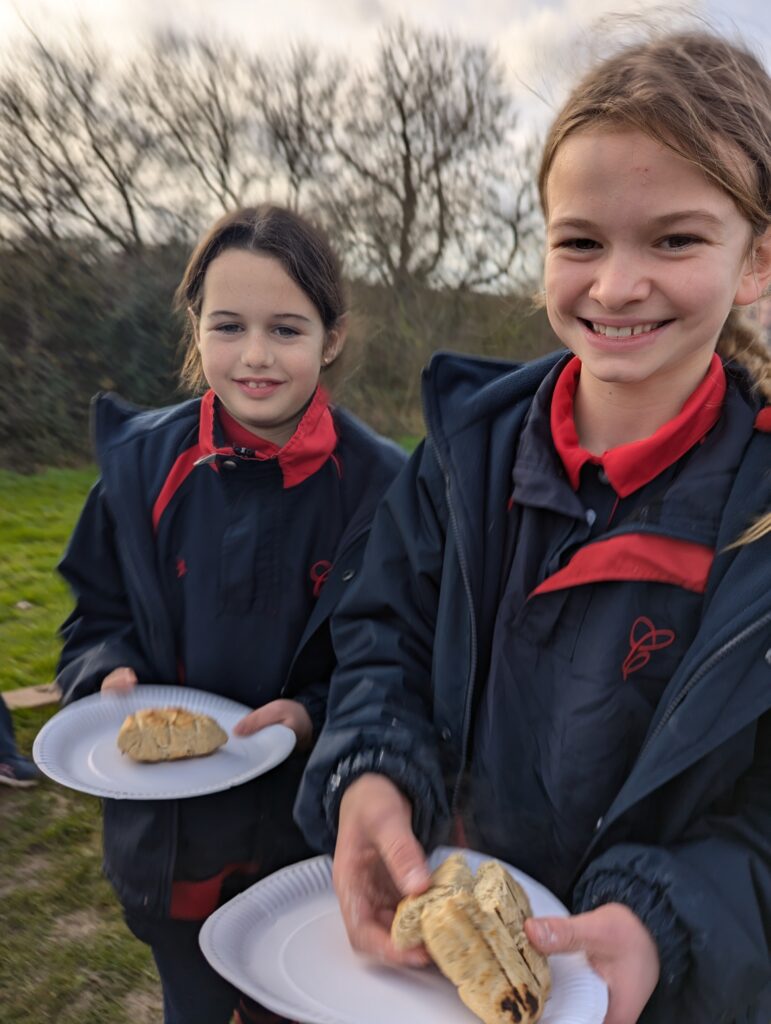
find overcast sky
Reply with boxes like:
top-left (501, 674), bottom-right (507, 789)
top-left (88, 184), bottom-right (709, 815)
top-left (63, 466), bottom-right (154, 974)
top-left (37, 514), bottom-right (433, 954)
top-left (1, 0), bottom-right (769, 133)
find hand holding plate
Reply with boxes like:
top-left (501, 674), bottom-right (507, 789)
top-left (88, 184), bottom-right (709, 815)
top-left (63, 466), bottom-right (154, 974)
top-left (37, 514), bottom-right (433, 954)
top-left (101, 666), bottom-right (138, 692)
top-left (526, 903), bottom-right (659, 1024)
top-left (233, 699), bottom-right (313, 750)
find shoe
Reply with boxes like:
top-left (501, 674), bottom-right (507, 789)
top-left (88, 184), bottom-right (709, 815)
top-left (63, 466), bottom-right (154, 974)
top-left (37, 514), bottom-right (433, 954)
top-left (0, 755), bottom-right (42, 788)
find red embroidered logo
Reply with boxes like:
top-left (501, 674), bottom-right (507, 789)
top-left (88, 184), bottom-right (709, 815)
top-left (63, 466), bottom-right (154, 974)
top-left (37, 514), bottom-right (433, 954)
top-left (622, 616), bottom-right (676, 680)
top-left (310, 560), bottom-right (332, 597)
top-left (176, 558), bottom-right (187, 579)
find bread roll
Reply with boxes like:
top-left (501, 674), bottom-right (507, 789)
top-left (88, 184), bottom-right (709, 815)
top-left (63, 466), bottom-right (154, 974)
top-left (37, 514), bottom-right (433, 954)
top-left (117, 707), bottom-right (228, 762)
top-left (391, 854), bottom-right (550, 1024)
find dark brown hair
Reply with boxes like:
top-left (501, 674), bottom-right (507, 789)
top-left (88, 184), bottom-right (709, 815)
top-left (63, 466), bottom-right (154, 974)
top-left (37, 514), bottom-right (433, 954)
top-left (538, 30), bottom-right (771, 401)
top-left (177, 205), bottom-right (347, 391)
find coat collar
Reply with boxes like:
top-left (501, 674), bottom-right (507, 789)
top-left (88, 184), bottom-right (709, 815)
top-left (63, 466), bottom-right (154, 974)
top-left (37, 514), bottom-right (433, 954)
top-left (196, 387), bottom-right (338, 489)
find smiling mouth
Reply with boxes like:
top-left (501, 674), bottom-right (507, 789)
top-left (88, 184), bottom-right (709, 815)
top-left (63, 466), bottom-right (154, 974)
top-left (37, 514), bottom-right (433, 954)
top-left (580, 319), bottom-right (673, 337)
top-left (236, 380), bottom-right (282, 389)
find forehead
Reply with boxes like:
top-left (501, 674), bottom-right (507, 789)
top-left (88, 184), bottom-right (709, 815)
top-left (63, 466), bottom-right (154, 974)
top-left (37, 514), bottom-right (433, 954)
top-left (545, 129), bottom-right (740, 225)
top-left (201, 248), bottom-right (316, 313)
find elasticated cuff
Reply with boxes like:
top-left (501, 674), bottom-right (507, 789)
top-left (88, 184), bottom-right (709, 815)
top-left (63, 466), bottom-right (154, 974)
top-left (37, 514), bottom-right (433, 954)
top-left (292, 691), bottom-right (328, 738)
top-left (575, 870), bottom-right (690, 992)
top-left (323, 747), bottom-right (438, 844)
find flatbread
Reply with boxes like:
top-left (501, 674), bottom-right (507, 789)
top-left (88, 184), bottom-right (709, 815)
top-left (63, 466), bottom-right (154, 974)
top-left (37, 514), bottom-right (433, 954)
top-left (390, 854), bottom-right (550, 1024)
top-left (474, 861), bottom-right (551, 997)
top-left (117, 707), bottom-right (228, 762)
top-left (392, 852), bottom-right (476, 949)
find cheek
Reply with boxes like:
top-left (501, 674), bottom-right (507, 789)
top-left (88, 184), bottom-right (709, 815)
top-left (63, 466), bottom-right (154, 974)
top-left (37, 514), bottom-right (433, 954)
top-left (198, 341), bottom-right (229, 377)
top-left (544, 261), bottom-right (576, 313)
top-left (287, 343), bottom-right (325, 378)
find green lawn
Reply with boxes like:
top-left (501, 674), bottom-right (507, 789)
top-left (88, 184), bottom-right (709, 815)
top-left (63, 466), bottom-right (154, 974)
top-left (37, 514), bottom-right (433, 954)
top-left (0, 468), bottom-right (162, 1023)
top-left (0, 449), bottom-right (423, 1022)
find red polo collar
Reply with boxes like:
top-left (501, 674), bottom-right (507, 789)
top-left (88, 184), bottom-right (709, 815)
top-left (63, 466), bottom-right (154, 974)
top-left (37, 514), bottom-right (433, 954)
top-left (550, 354), bottom-right (726, 498)
top-left (198, 387), bottom-right (338, 489)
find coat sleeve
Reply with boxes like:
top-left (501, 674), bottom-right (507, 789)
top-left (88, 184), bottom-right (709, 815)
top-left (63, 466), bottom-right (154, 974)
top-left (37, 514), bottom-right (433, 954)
top-left (56, 481), bottom-right (154, 704)
top-left (575, 710), bottom-right (771, 1023)
top-left (294, 441), bottom-right (452, 853)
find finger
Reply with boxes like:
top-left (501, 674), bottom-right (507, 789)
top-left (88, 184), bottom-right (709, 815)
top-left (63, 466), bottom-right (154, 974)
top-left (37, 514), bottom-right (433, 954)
top-left (102, 668), bottom-right (137, 691)
top-left (349, 916), bottom-right (431, 968)
top-left (376, 824), bottom-right (431, 897)
top-left (232, 708), bottom-right (269, 736)
top-left (233, 701), bottom-right (290, 736)
top-left (525, 916), bottom-right (583, 955)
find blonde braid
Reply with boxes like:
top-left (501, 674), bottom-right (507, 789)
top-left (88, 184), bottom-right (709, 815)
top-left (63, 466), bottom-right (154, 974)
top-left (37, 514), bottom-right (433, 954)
top-left (717, 310), bottom-right (771, 546)
top-left (717, 309), bottom-right (771, 401)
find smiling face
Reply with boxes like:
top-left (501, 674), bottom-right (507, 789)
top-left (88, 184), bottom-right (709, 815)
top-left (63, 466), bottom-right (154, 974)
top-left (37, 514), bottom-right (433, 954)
top-left (196, 248), bottom-right (344, 446)
top-left (544, 129), bottom-right (767, 414)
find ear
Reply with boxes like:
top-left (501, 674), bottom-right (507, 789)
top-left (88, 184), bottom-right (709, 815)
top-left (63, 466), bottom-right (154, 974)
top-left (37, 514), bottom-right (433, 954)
top-left (321, 315), bottom-right (348, 368)
top-left (735, 226), bottom-right (771, 306)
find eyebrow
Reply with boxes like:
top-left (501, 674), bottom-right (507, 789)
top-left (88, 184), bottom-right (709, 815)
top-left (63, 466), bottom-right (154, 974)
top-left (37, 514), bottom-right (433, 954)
top-left (206, 310), bottom-right (313, 322)
top-left (550, 210), bottom-right (723, 231)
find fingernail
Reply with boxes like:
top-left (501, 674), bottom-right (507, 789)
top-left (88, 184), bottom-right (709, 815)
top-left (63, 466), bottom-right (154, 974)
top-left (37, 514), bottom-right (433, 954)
top-left (405, 950), bottom-right (428, 967)
top-left (530, 922), bottom-right (555, 949)
top-left (403, 868), bottom-right (429, 891)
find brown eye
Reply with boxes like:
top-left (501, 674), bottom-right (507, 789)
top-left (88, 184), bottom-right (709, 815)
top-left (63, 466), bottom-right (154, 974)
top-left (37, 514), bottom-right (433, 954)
top-left (661, 234), bottom-right (700, 250)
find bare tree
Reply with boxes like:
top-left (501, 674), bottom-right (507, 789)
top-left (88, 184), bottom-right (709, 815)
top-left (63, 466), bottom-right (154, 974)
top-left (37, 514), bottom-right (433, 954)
top-left (250, 45), bottom-right (342, 211)
top-left (323, 22), bottom-right (539, 292)
top-left (128, 32), bottom-right (270, 236)
top-left (0, 31), bottom-right (152, 250)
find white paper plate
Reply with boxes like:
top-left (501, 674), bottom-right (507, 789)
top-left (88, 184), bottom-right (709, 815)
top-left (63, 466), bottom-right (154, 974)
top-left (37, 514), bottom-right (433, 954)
top-left (32, 685), bottom-right (296, 799)
top-left (199, 846), bottom-right (609, 1024)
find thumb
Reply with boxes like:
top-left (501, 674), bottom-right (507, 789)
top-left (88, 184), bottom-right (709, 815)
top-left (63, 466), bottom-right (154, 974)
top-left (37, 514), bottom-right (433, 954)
top-left (233, 705), bottom-right (278, 736)
top-left (526, 915), bottom-right (587, 955)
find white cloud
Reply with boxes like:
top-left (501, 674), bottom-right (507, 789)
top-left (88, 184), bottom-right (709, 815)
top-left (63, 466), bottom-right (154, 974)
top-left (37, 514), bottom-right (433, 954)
top-left (0, 0), bottom-right (765, 73)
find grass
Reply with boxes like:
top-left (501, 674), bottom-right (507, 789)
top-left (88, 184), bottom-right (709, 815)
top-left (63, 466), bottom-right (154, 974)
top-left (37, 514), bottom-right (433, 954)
top-left (0, 467), bottom-right (162, 1023)
top-left (0, 468), bottom-right (96, 691)
top-left (0, 443), bottom-right (423, 1021)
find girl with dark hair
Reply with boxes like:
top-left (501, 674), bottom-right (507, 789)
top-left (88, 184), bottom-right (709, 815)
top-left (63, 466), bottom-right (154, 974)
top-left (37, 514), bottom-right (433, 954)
top-left (56, 204), bottom-right (405, 1024)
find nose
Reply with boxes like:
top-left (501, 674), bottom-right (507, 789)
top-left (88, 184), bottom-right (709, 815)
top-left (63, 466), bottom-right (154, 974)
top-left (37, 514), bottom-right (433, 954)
top-left (240, 330), bottom-right (274, 368)
top-left (588, 251), bottom-right (651, 310)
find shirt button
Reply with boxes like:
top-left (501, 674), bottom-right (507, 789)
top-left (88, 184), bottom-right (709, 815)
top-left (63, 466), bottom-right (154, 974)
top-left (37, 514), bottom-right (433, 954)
top-left (595, 816), bottom-right (604, 832)
top-left (222, 460), bottom-right (237, 470)
top-left (341, 569), bottom-right (355, 582)
top-left (586, 508), bottom-right (597, 526)
top-left (598, 469), bottom-right (609, 485)
top-left (765, 648), bottom-right (771, 666)
top-left (441, 727), bottom-right (452, 742)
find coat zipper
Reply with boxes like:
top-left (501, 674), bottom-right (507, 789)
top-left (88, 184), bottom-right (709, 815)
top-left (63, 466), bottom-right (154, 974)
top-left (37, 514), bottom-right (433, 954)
top-left (427, 434), bottom-right (478, 812)
top-left (639, 606), bottom-right (771, 758)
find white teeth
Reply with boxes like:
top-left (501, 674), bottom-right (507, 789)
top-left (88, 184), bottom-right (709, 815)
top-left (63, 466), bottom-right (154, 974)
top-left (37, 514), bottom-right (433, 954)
top-left (245, 381), bottom-right (269, 389)
top-left (591, 322), bottom-right (662, 337)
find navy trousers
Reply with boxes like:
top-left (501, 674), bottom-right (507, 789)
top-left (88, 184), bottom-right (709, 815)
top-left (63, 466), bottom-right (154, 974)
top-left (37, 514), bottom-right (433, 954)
top-left (124, 911), bottom-right (299, 1024)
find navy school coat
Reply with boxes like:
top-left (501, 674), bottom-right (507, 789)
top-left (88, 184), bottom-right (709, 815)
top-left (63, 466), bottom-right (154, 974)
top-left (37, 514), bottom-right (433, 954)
top-left (296, 350), bottom-right (771, 1023)
top-left (56, 391), bottom-right (405, 916)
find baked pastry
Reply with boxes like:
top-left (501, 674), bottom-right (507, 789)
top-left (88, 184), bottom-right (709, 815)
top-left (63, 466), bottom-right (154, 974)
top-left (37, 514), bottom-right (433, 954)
top-left (391, 854), bottom-right (551, 1024)
top-left (117, 707), bottom-right (228, 762)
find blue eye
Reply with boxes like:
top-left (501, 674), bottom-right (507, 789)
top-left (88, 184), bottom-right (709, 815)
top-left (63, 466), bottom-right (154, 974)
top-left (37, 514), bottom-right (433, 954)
top-left (273, 325), bottom-right (300, 339)
top-left (214, 323), bottom-right (242, 335)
